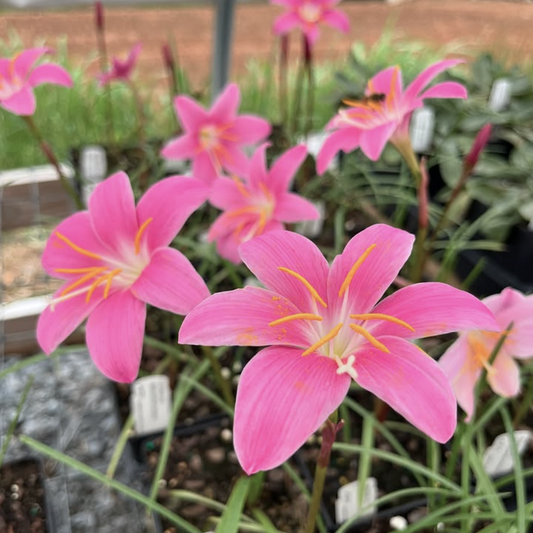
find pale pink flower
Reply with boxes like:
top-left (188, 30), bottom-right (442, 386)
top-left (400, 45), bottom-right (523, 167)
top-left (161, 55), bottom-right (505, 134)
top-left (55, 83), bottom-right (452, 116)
top-left (440, 288), bottom-right (533, 421)
top-left (0, 48), bottom-right (72, 116)
top-left (317, 60), bottom-right (467, 172)
top-left (180, 225), bottom-right (498, 474)
top-left (208, 144), bottom-right (319, 263)
top-left (97, 43), bottom-right (142, 86)
top-left (37, 172), bottom-right (210, 383)
top-left (161, 83), bottom-right (271, 185)
top-left (272, 0), bottom-right (350, 47)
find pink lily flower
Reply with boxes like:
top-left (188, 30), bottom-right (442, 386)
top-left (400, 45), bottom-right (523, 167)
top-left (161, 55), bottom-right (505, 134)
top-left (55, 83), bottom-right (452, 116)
top-left (0, 47), bottom-right (72, 116)
top-left (272, 0), bottom-right (350, 47)
top-left (207, 143), bottom-right (319, 263)
top-left (317, 60), bottom-right (467, 172)
top-left (440, 288), bottom-right (533, 421)
top-left (97, 43), bottom-right (142, 86)
top-left (37, 171), bottom-right (210, 383)
top-left (161, 83), bottom-right (271, 185)
top-left (180, 225), bottom-right (499, 474)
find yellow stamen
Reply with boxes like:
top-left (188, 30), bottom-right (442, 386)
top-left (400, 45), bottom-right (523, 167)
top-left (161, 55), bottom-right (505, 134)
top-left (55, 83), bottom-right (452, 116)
top-left (61, 267), bottom-right (107, 296)
top-left (277, 267), bottom-right (327, 308)
top-left (255, 209), bottom-right (268, 236)
top-left (84, 269), bottom-right (122, 302)
top-left (302, 322), bottom-right (343, 357)
top-left (232, 176), bottom-right (250, 198)
top-left (134, 218), bottom-right (154, 254)
top-left (387, 67), bottom-right (399, 111)
top-left (269, 313), bottom-right (323, 327)
top-left (54, 232), bottom-right (103, 260)
top-left (85, 274), bottom-right (108, 303)
top-left (227, 206), bottom-right (259, 218)
top-left (55, 267), bottom-right (104, 274)
top-left (338, 243), bottom-right (377, 298)
top-left (104, 269), bottom-right (122, 298)
top-left (259, 182), bottom-right (274, 202)
top-left (350, 313), bottom-right (415, 332)
top-left (349, 324), bottom-right (389, 353)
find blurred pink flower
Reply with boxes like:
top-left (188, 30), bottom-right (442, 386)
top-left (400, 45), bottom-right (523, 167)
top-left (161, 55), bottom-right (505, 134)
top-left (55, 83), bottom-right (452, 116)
top-left (37, 171), bottom-right (210, 383)
top-left (317, 60), bottom-right (467, 172)
top-left (207, 144), bottom-right (319, 263)
top-left (440, 287), bottom-right (533, 421)
top-left (180, 225), bottom-right (498, 474)
top-left (272, 0), bottom-right (350, 47)
top-left (0, 48), bottom-right (72, 116)
top-left (162, 83), bottom-right (271, 185)
top-left (97, 43), bottom-right (142, 86)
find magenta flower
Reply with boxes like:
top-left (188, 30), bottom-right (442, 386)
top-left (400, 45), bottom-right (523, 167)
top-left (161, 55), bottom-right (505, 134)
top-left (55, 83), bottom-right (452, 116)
top-left (0, 48), bottom-right (72, 116)
top-left (161, 83), bottom-right (271, 185)
top-left (37, 172), bottom-right (210, 383)
top-left (317, 60), bottom-right (467, 172)
top-left (180, 225), bottom-right (498, 474)
top-left (440, 288), bottom-right (533, 421)
top-left (272, 0), bottom-right (350, 47)
top-left (97, 43), bottom-right (142, 86)
top-left (207, 144), bottom-right (319, 263)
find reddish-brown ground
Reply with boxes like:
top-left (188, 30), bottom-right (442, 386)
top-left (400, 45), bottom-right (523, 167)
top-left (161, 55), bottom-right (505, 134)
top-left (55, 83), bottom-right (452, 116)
top-left (1, 0), bottom-right (533, 89)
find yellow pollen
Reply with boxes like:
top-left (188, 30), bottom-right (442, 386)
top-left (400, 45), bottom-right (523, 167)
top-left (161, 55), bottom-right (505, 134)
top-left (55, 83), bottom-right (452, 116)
top-left (54, 232), bottom-right (103, 260)
top-left (269, 313), bottom-right (323, 327)
top-left (302, 323), bottom-right (343, 357)
top-left (60, 267), bottom-right (107, 296)
top-left (350, 313), bottom-right (415, 332)
top-left (349, 324), bottom-right (390, 353)
top-left (134, 218), bottom-right (153, 254)
top-left (338, 243), bottom-right (377, 298)
top-left (232, 176), bottom-right (250, 198)
top-left (277, 267), bottom-right (327, 308)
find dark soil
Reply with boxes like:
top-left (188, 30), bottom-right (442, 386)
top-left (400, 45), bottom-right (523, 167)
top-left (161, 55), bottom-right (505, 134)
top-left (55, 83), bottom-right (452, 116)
top-left (0, 459), bottom-right (48, 533)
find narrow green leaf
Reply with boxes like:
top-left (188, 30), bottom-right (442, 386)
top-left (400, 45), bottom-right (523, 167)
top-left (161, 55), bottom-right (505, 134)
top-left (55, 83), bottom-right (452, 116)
top-left (252, 509), bottom-right (283, 533)
top-left (215, 476), bottom-right (251, 533)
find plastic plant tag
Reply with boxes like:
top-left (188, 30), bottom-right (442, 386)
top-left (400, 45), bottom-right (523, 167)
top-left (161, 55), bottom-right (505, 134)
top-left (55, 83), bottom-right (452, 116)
top-left (130, 375), bottom-right (172, 436)
top-left (335, 477), bottom-right (378, 525)
top-left (488, 78), bottom-right (512, 112)
top-left (80, 145), bottom-right (107, 205)
top-left (299, 132), bottom-right (338, 170)
top-left (296, 200), bottom-right (325, 238)
top-left (410, 106), bottom-right (435, 153)
top-left (482, 430), bottom-right (532, 477)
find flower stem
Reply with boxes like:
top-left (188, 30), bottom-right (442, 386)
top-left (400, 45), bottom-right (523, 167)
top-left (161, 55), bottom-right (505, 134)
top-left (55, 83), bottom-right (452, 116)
top-left (304, 411), bottom-right (344, 533)
top-left (304, 38), bottom-right (314, 138)
top-left (201, 346), bottom-right (235, 408)
top-left (96, 21), bottom-right (116, 146)
top-left (23, 115), bottom-right (84, 210)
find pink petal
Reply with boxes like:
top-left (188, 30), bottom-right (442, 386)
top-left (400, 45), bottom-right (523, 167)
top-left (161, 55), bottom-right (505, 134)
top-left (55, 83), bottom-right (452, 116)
top-left (0, 59), bottom-right (11, 78)
top-left (125, 43), bottom-right (142, 69)
top-left (234, 346), bottom-right (351, 474)
top-left (488, 352), bottom-right (521, 398)
top-left (86, 290), bottom-right (146, 383)
top-left (210, 83), bottom-right (240, 124)
top-left (88, 171), bottom-right (138, 252)
top-left (42, 212), bottom-right (107, 279)
top-left (27, 63), bottom-right (72, 88)
top-left (160, 134), bottom-right (197, 160)
top-left (247, 144), bottom-right (269, 192)
top-left (403, 59), bottom-right (464, 103)
top-left (207, 211), bottom-right (251, 242)
top-left (230, 115), bottom-right (272, 144)
top-left (359, 121), bottom-right (398, 161)
top-left (420, 81), bottom-right (467, 100)
top-left (274, 193), bottom-right (319, 222)
top-left (192, 151), bottom-right (220, 185)
top-left (366, 66), bottom-right (403, 97)
top-left (37, 287), bottom-right (103, 354)
top-left (321, 9), bottom-right (350, 33)
top-left (304, 25), bottom-right (320, 48)
top-left (268, 144), bottom-right (307, 196)
top-left (370, 282), bottom-right (500, 339)
top-left (13, 47), bottom-right (49, 79)
top-left (354, 336), bottom-right (457, 442)
top-left (208, 176), bottom-right (248, 211)
top-left (317, 128), bottom-right (360, 175)
top-left (439, 335), bottom-right (479, 422)
top-left (214, 230), bottom-right (244, 264)
top-left (239, 230), bottom-right (329, 313)
top-left (327, 224), bottom-right (414, 316)
top-left (1, 86), bottom-right (36, 116)
top-left (179, 286), bottom-right (314, 347)
top-left (175, 95), bottom-right (207, 132)
top-left (135, 176), bottom-right (208, 251)
top-left (273, 12), bottom-right (301, 34)
top-left (132, 248), bottom-right (209, 315)
top-left (221, 143), bottom-right (252, 177)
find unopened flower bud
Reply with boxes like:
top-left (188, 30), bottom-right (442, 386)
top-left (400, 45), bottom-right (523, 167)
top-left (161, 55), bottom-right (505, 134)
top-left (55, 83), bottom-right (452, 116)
top-left (95, 1), bottom-right (104, 31)
top-left (464, 124), bottom-right (492, 173)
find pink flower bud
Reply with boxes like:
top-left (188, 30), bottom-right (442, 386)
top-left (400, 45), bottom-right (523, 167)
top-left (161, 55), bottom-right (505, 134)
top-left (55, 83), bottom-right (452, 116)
top-left (464, 124), bottom-right (492, 171)
top-left (95, 1), bottom-right (104, 31)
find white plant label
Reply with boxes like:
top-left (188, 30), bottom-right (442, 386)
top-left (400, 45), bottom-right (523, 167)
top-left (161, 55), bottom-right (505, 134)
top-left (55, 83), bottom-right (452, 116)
top-left (130, 375), bottom-right (172, 436)
top-left (410, 106), bottom-right (435, 153)
top-left (488, 78), bottom-right (512, 112)
top-left (335, 477), bottom-right (378, 525)
top-left (297, 200), bottom-right (325, 238)
top-left (482, 430), bottom-right (532, 477)
top-left (80, 145), bottom-right (107, 184)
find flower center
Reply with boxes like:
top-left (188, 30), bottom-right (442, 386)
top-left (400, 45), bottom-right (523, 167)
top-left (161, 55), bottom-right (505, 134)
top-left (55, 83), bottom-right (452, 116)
top-left (466, 329), bottom-right (512, 375)
top-left (298, 2), bottom-right (322, 24)
top-left (0, 57), bottom-right (22, 100)
top-left (199, 125), bottom-right (220, 150)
